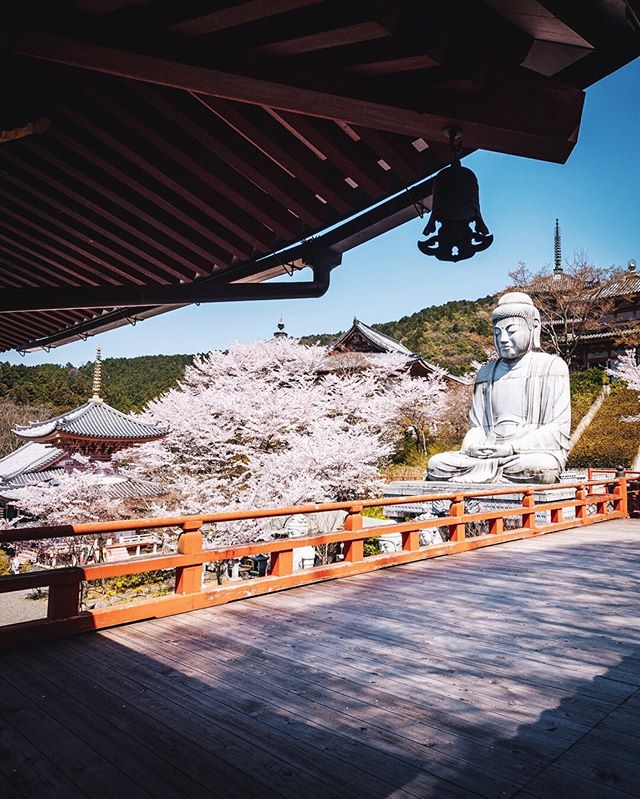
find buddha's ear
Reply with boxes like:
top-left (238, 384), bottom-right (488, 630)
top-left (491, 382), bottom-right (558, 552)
top-left (532, 317), bottom-right (541, 349)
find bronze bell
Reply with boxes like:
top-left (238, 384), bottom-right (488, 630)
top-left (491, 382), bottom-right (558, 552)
top-left (418, 160), bottom-right (493, 262)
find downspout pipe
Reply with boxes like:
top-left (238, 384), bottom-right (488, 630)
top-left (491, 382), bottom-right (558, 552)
top-left (0, 257), bottom-right (340, 313)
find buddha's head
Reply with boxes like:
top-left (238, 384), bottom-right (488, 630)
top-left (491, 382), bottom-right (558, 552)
top-left (491, 292), bottom-right (541, 360)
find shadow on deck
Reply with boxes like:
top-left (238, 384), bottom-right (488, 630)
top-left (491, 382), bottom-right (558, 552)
top-left (1, 519), bottom-right (640, 798)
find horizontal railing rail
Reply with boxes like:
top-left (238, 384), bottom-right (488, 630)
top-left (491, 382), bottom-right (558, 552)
top-left (0, 478), bottom-right (628, 648)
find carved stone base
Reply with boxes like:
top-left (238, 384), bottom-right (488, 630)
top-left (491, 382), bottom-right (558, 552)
top-left (382, 480), bottom-right (577, 525)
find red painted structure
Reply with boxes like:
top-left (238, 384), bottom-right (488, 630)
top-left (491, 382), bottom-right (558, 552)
top-left (0, 476), bottom-right (630, 649)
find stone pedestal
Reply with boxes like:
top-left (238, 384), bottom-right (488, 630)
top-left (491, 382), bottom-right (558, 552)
top-left (382, 480), bottom-right (577, 525)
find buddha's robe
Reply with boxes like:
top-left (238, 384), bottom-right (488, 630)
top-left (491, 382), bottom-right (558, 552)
top-left (428, 351), bottom-right (570, 484)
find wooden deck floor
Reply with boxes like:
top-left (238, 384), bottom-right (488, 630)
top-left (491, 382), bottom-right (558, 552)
top-left (2, 519), bottom-right (640, 799)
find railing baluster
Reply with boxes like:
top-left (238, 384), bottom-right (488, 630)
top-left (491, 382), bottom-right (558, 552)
top-left (175, 520), bottom-right (203, 595)
top-left (401, 528), bottom-right (420, 551)
top-left (269, 548), bottom-right (294, 576)
top-left (576, 485), bottom-right (587, 524)
top-left (449, 494), bottom-right (465, 542)
top-left (550, 506), bottom-right (562, 525)
top-left (343, 505), bottom-right (364, 562)
top-left (489, 516), bottom-right (503, 535)
top-left (522, 490), bottom-right (536, 530)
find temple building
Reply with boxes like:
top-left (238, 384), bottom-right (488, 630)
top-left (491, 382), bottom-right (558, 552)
top-left (0, 349), bottom-right (168, 501)
top-left (543, 221), bottom-right (640, 369)
top-left (573, 260), bottom-right (640, 369)
top-left (326, 318), bottom-right (465, 384)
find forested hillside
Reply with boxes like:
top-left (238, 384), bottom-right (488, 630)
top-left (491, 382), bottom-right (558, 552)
top-left (0, 354), bottom-right (193, 414)
top-left (301, 295), bottom-right (495, 374)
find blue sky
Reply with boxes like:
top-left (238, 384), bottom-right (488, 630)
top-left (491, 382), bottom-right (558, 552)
top-left (5, 58), bottom-right (639, 367)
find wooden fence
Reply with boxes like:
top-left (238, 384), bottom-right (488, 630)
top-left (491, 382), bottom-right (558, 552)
top-left (0, 477), bottom-right (629, 648)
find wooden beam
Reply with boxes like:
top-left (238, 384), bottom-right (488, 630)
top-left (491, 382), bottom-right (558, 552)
top-left (3, 28), bottom-right (584, 162)
top-left (254, 20), bottom-right (390, 56)
top-left (167, 0), bottom-right (326, 36)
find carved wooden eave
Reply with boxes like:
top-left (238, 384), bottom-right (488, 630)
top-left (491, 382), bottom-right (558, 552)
top-left (0, 1), bottom-right (637, 352)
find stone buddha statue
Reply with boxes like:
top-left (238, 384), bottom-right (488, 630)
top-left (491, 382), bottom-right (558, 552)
top-left (427, 291), bottom-right (570, 484)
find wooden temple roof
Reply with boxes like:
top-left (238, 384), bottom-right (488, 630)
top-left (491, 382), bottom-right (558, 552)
top-left (328, 318), bottom-right (466, 383)
top-left (0, 1), bottom-right (638, 352)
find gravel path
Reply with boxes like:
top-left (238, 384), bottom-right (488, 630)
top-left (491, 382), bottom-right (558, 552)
top-left (0, 589), bottom-right (48, 624)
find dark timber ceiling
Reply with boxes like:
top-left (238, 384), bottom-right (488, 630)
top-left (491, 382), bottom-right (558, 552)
top-left (0, 0), bottom-right (638, 352)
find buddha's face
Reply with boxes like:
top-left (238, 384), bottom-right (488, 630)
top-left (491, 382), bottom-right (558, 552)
top-left (493, 317), bottom-right (532, 360)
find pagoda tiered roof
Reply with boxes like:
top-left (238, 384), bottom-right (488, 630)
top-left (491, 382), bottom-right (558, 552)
top-left (13, 399), bottom-right (168, 443)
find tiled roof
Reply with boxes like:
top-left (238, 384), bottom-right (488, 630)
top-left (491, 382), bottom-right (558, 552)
top-left (329, 319), bottom-right (464, 383)
top-left (0, 442), bottom-right (63, 480)
top-left (102, 477), bottom-right (165, 500)
top-left (330, 319), bottom-right (414, 356)
top-left (1, 468), bottom-right (65, 487)
top-left (14, 400), bottom-right (169, 442)
top-left (0, 471), bottom-right (165, 500)
top-left (598, 272), bottom-right (640, 299)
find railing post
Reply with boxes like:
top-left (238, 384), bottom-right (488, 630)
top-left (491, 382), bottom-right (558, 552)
top-left (47, 570), bottom-right (82, 620)
top-left (488, 516), bottom-right (503, 535)
top-left (522, 490), bottom-right (536, 530)
top-left (175, 520), bottom-right (203, 595)
top-left (449, 494), bottom-right (465, 542)
top-left (343, 505), bottom-right (364, 562)
top-left (550, 506), bottom-right (562, 525)
top-left (613, 476), bottom-right (629, 518)
top-left (576, 485), bottom-right (587, 524)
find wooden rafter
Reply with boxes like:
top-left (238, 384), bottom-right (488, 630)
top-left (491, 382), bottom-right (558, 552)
top-left (3, 28), bottom-right (585, 162)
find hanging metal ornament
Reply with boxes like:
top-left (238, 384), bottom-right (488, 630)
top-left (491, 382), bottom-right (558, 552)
top-left (418, 127), bottom-right (493, 262)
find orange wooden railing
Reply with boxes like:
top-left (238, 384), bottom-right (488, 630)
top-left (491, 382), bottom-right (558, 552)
top-left (587, 468), bottom-right (640, 516)
top-left (0, 477), bottom-right (629, 648)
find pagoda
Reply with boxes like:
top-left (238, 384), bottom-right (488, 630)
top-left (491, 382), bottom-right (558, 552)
top-left (0, 349), bottom-right (168, 491)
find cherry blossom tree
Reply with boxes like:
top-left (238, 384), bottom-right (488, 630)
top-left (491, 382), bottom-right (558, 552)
top-left (609, 350), bottom-right (640, 421)
top-left (5, 459), bottom-right (126, 567)
top-left (11, 339), bottom-right (447, 549)
top-left (114, 338), bottom-right (446, 543)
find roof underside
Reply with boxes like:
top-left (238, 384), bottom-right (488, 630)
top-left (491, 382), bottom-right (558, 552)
top-left (0, 1), bottom-right (638, 352)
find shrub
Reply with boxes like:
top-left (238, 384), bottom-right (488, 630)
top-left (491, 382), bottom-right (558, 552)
top-left (0, 551), bottom-right (11, 576)
top-left (568, 384), bottom-right (640, 468)
top-left (570, 368), bottom-right (603, 433)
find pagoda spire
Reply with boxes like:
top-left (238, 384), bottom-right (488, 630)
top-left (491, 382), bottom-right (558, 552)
top-left (273, 318), bottom-right (287, 339)
top-left (91, 347), bottom-right (103, 402)
top-left (553, 218), bottom-right (563, 274)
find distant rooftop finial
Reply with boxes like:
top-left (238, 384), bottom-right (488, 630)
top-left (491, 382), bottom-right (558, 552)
top-left (91, 347), bottom-right (103, 401)
top-left (274, 318), bottom-right (287, 339)
top-left (628, 258), bottom-right (637, 272)
top-left (553, 219), bottom-right (563, 274)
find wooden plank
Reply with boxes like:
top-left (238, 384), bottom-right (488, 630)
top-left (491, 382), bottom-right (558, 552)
top-left (45, 639), bottom-right (427, 799)
top-left (58, 633), bottom-right (488, 799)
top-left (217, 591), bottom-right (639, 704)
top-left (3, 649), bottom-right (264, 799)
top-left (0, 669), bottom-right (148, 797)
top-left (0, 718), bottom-right (83, 798)
top-left (105, 622), bottom-right (539, 789)
top-left (555, 735), bottom-right (640, 791)
top-left (523, 763), bottom-right (635, 799)
top-left (2, 521), bottom-right (639, 797)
